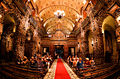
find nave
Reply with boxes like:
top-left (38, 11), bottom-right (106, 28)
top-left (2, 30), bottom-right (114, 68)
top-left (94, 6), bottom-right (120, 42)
top-left (0, 0), bottom-right (120, 79)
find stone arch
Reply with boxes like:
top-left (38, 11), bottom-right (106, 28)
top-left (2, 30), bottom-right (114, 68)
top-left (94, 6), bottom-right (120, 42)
top-left (102, 15), bottom-right (117, 62)
top-left (1, 11), bottom-right (20, 62)
top-left (3, 11), bottom-right (20, 34)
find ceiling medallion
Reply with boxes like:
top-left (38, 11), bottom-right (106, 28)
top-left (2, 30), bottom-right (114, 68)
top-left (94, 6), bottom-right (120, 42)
top-left (54, 10), bottom-right (65, 19)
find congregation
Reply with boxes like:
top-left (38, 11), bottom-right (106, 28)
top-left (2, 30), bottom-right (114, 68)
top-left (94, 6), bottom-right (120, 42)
top-left (67, 55), bottom-right (95, 70)
top-left (17, 53), bottom-right (53, 69)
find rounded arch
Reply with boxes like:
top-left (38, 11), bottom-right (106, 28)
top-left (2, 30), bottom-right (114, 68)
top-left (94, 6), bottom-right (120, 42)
top-left (3, 12), bottom-right (20, 34)
top-left (1, 11), bottom-right (20, 62)
top-left (102, 15), bottom-right (116, 33)
top-left (102, 15), bottom-right (117, 62)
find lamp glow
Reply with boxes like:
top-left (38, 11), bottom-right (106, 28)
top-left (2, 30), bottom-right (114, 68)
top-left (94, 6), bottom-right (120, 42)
top-left (83, 0), bottom-right (86, 4)
top-left (33, 0), bottom-right (37, 3)
top-left (92, 40), bottom-right (94, 45)
top-left (117, 16), bottom-right (120, 25)
top-left (0, 15), bottom-right (2, 18)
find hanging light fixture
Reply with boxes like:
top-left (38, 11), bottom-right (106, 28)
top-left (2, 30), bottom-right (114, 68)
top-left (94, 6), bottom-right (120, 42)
top-left (54, 10), bottom-right (65, 19)
top-left (83, 0), bottom-right (87, 4)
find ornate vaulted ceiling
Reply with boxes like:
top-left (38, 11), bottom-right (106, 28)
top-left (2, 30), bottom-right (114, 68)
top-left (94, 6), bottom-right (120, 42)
top-left (34, 0), bottom-right (84, 35)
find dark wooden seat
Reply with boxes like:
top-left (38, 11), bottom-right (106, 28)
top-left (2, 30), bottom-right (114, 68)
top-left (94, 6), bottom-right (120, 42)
top-left (67, 61), bottom-right (119, 79)
top-left (0, 64), bottom-right (48, 79)
top-left (82, 64), bottom-right (118, 78)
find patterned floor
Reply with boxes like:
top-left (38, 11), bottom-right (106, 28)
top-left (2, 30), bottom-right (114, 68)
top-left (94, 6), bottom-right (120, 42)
top-left (44, 59), bottom-right (79, 79)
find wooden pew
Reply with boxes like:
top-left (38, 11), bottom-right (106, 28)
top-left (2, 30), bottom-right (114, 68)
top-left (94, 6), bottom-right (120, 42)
top-left (0, 67), bottom-right (24, 79)
top-left (83, 64), bottom-right (117, 78)
top-left (0, 64), bottom-right (47, 79)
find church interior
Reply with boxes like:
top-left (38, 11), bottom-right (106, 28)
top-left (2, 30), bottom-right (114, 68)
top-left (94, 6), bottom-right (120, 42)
top-left (0, 0), bottom-right (120, 79)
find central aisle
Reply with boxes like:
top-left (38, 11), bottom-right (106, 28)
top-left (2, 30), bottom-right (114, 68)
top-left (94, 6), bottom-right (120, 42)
top-left (44, 59), bottom-right (79, 79)
top-left (54, 58), bottom-right (71, 79)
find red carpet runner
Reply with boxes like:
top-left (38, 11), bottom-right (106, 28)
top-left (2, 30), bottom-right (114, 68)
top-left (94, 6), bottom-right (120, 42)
top-left (55, 59), bottom-right (71, 79)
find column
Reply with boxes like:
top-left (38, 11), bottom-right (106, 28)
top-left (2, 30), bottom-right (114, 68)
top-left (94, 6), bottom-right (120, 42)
top-left (50, 44), bottom-right (54, 57)
top-left (64, 44), bottom-right (68, 59)
top-left (15, 32), bottom-right (26, 58)
top-left (81, 36), bottom-right (89, 58)
top-left (94, 27), bottom-right (104, 64)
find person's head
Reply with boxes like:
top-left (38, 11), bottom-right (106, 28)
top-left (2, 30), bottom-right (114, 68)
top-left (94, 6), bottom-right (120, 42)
top-left (38, 54), bottom-right (41, 57)
top-left (73, 58), bottom-right (75, 61)
top-left (86, 58), bottom-right (89, 61)
top-left (31, 56), bottom-right (34, 59)
top-left (72, 56), bottom-right (74, 58)
top-left (91, 57), bottom-right (93, 60)
top-left (75, 55), bottom-right (77, 58)
top-left (34, 54), bottom-right (36, 57)
top-left (31, 60), bottom-right (34, 63)
top-left (79, 57), bottom-right (82, 61)
top-left (23, 56), bottom-right (27, 59)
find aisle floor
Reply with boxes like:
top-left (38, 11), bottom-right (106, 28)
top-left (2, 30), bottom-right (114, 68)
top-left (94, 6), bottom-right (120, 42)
top-left (44, 58), bottom-right (79, 79)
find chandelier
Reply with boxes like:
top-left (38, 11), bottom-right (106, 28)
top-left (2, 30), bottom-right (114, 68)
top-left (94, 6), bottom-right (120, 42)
top-left (54, 10), bottom-right (65, 19)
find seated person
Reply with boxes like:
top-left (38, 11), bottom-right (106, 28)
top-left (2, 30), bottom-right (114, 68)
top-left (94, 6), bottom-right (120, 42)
top-left (42, 57), bottom-right (47, 68)
top-left (77, 57), bottom-right (83, 70)
top-left (46, 56), bottom-right (52, 62)
top-left (21, 56), bottom-right (29, 67)
top-left (30, 56), bottom-right (37, 68)
top-left (37, 54), bottom-right (41, 59)
top-left (70, 56), bottom-right (74, 67)
top-left (17, 56), bottom-right (22, 65)
top-left (84, 58), bottom-right (91, 68)
top-left (37, 58), bottom-right (44, 68)
top-left (90, 57), bottom-right (95, 68)
top-left (75, 55), bottom-right (79, 62)
top-left (67, 56), bottom-right (71, 64)
top-left (73, 58), bottom-right (77, 67)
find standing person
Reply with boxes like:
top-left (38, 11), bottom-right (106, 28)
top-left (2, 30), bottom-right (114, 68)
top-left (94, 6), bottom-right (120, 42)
top-left (77, 57), bottom-right (84, 70)
top-left (71, 56), bottom-right (74, 67)
top-left (67, 56), bottom-right (71, 64)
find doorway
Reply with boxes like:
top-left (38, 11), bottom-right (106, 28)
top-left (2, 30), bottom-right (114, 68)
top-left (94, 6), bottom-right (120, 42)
top-left (69, 47), bottom-right (75, 57)
top-left (55, 45), bottom-right (64, 58)
top-left (102, 16), bottom-right (117, 62)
